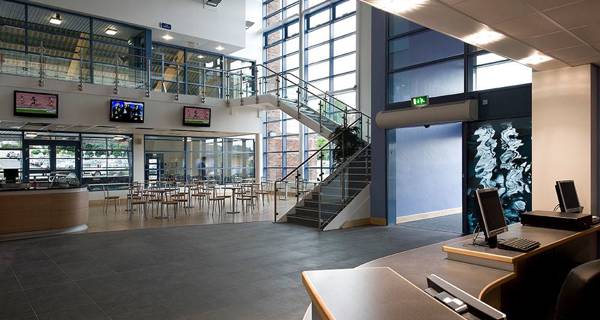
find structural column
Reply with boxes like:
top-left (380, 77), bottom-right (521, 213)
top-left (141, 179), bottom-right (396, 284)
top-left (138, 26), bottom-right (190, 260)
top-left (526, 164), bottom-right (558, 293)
top-left (532, 64), bottom-right (599, 213)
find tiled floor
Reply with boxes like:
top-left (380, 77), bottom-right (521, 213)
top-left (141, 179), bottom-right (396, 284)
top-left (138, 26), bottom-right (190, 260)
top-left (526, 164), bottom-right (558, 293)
top-left (398, 213), bottom-right (463, 235)
top-left (87, 196), bottom-right (296, 233)
top-left (0, 222), bottom-right (459, 320)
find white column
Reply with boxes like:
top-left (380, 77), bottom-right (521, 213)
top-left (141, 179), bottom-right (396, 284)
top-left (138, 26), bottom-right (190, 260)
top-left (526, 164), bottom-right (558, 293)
top-left (132, 133), bottom-right (145, 183)
top-left (532, 64), bottom-right (599, 213)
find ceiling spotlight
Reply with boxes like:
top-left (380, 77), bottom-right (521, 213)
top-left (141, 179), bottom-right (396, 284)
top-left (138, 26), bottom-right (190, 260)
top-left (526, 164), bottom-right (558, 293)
top-left (197, 55), bottom-right (205, 59)
top-left (365, 0), bottom-right (428, 14)
top-left (49, 13), bottom-right (63, 25)
top-left (105, 27), bottom-right (118, 36)
top-left (162, 34), bottom-right (173, 40)
top-left (463, 28), bottom-right (505, 46)
top-left (519, 53), bottom-right (553, 65)
top-left (216, 45), bottom-right (225, 51)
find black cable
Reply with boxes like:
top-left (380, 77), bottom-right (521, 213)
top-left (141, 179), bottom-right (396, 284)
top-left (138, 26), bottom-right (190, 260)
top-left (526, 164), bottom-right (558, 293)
top-left (553, 204), bottom-right (560, 212)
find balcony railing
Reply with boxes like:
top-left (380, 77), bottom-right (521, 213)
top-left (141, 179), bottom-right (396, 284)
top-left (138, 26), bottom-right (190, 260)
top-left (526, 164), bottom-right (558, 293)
top-left (0, 46), bottom-right (256, 99)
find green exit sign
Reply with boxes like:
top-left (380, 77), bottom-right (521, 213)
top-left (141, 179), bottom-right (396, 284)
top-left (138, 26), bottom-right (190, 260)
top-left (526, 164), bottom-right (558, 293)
top-left (411, 95), bottom-right (429, 107)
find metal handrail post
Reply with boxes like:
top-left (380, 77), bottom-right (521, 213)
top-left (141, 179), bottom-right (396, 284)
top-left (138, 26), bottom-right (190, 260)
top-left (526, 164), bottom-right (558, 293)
top-left (175, 64), bottom-right (180, 101)
top-left (39, 41), bottom-right (45, 87)
top-left (146, 57), bottom-right (151, 97)
top-left (273, 181), bottom-right (278, 222)
top-left (113, 54), bottom-right (119, 94)
top-left (78, 53), bottom-right (83, 91)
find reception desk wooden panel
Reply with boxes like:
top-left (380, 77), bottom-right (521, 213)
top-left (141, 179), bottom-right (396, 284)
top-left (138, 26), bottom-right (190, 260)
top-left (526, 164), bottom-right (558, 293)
top-left (0, 187), bottom-right (89, 236)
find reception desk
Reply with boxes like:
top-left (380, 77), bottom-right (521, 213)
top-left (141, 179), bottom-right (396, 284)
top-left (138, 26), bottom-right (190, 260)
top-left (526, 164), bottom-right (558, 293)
top-left (0, 187), bottom-right (89, 239)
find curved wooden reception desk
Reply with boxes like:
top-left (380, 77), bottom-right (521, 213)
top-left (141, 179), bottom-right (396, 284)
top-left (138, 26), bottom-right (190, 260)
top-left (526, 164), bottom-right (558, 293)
top-left (0, 187), bottom-right (89, 239)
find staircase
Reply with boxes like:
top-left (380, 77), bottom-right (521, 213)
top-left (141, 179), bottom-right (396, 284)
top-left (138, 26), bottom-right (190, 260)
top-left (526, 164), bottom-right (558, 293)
top-left (286, 145), bottom-right (371, 228)
top-left (228, 64), bottom-right (372, 230)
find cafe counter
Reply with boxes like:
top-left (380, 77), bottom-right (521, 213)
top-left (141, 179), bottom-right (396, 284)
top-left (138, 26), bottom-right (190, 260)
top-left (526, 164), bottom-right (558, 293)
top-left (0, 186), bottom-right (89, 239)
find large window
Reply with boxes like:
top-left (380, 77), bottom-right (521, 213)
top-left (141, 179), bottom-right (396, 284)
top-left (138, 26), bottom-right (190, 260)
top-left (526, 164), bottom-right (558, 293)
top-left (0, 131), bottom-right (23, 181)
top-left (81, 134), bottom-right (132, 184)
top-left (262, 0), bottom-right (356, 181)
top-left (145, 135), bottom-right (256, 183)
top-left (387, 15), bottom-right (532, 105)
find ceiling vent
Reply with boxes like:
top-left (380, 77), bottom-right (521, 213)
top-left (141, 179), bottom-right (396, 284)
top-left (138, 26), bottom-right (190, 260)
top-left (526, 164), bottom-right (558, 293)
top-left (205, 0), bottom-right (222, 7)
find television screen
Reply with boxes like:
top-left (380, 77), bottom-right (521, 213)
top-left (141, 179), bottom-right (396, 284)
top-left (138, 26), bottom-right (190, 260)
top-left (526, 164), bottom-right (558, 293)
top-left (14, 91), bottom-right (59, 118)
top-left (110, 99), bottom-right (144, 123)
top-left (183, 106), bottom-right (211, 127)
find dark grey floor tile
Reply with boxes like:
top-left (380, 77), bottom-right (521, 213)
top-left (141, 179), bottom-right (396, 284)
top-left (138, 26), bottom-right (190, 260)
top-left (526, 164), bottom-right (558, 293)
top-left (25, 282), bottom-right (94, 315)
top-left (56, 260), bottom-right (115, 281)
top-left (36, 303), bottom-right (109, 320)
top-left (0, 291), bottom-right (37, 320)
top-left (12, 261), bottom-right (70, 290)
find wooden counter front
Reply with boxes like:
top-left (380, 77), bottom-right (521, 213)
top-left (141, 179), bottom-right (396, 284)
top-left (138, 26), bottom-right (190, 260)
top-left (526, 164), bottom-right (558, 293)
top-left (0, 187), bottom-right (89, 236)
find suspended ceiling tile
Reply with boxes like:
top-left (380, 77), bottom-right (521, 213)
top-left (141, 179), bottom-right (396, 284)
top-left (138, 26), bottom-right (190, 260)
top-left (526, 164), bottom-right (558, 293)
top-left (523, 0), bottom-right (583, 11)
top-left (543, 0), bottom-right (600, 29)
top-left (568, 54), bottom-right (600, 65)
top-left (439, 0), bottom-right (468, 5)
top-left (493, 13), bottom-right (560, 38)
top-left (454, 0), bottom-right (535, 25)
top-left (547, 45), bottom-right (599, 62)
top-left (525, 31), bottom-right (583, 52)
top-left (569, 23), bottom-right (600, 44)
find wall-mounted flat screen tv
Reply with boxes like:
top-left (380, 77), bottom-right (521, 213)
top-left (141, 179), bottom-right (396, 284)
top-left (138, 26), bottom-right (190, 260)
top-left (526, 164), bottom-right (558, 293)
top-left (14, 91), bottom-right (59, 118)
top-left (183, 106), bottom-right (211, 127)
top-left (110, 99), bottom-right (144, 123)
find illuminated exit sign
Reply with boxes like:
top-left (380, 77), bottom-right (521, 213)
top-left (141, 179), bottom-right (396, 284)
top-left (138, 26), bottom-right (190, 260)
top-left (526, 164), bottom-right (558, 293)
top-left (411, 95), bottom-right (429, 107)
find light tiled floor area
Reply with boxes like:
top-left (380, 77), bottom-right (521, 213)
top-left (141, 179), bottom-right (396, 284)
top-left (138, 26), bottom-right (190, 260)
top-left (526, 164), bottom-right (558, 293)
top-left (87, 195), bottom-right (297, 233)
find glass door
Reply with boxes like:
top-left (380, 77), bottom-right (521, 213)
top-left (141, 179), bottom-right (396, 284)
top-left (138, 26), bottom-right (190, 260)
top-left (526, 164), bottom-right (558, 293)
top-left (24, 141), bottom-right (80, 183)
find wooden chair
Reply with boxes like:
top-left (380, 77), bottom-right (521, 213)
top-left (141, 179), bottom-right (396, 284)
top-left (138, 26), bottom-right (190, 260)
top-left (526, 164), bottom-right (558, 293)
top-left (103, 185), bottom-right (120, 215)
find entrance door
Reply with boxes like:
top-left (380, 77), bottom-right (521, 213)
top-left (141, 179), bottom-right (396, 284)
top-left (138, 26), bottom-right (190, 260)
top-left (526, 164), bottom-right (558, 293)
top-left (23, 141), bottom-right (80, 183)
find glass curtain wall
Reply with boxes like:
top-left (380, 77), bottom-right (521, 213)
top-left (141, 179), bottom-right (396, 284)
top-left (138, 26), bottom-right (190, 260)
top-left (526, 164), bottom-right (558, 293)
top-left (261, 0), bottom-right (356, 182)
top-left (145, 135), bottom-right (255, 183)
top-left (387, 15), bottom-right (532, 106)
top-left (0, 0), bottom-right (147, 87)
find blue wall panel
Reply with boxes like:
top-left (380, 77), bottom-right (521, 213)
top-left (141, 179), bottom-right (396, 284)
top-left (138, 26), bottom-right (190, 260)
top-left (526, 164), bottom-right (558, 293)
top-left (388, 123), bottom-right (463, 217)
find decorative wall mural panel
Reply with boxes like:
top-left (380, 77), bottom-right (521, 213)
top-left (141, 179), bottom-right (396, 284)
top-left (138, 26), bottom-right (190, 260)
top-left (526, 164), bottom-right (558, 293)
top-left (465, 118), bottom-right (532, 233)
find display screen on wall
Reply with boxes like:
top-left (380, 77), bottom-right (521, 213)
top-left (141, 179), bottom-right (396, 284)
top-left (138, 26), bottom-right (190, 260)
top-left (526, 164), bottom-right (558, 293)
top-left (464, 117), bottom-right (532, 234)
top-left (110, 99), bottom-right (144, 123)
top-left (183, 106), bottom-right (211, 127)
top-left (14, 91), bottom-right (59, 118)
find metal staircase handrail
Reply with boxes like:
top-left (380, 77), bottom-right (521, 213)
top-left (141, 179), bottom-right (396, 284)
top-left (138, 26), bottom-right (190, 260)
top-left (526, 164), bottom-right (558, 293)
top-left (254, 64), bottom-right (371, 122)
top-left (319, 142), bottom-right (371, 187)
top-left (273, 117), bottom-right (364, 222)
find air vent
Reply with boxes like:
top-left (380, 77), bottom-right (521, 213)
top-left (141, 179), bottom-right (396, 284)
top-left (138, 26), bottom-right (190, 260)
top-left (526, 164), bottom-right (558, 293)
top-left (205, 0), bottom-right (222, 7)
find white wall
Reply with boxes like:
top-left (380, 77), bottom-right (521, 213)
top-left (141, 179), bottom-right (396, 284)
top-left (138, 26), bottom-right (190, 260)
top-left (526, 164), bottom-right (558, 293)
top-left (231, 0), bottom-right (263, 63)
top-left (532, 65), bottom-right (598, 213)
top-left (30, 0), bottom-right (246, 53)
top-left (0, 74), bottom-right (262, 134)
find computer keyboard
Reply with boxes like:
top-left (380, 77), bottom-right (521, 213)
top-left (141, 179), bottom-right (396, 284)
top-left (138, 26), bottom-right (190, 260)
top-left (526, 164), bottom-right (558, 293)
top-left (498, 238), bottom-right (540, 252)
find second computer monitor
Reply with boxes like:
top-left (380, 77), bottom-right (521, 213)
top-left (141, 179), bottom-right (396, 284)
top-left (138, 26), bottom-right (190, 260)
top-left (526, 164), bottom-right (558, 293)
top-left (556, 180), bottom-right (583, 213)
top-left (476, 188), bottom-right (508, 239)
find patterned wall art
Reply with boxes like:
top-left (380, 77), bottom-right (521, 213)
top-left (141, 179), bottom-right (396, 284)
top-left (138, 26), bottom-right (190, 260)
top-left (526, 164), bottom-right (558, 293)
top-left (465, 117), bottom-right (532, 233)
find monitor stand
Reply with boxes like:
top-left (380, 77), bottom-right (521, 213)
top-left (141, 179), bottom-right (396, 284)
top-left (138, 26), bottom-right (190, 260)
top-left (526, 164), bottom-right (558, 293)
top-left (485, 235), bottom-right (498, 248)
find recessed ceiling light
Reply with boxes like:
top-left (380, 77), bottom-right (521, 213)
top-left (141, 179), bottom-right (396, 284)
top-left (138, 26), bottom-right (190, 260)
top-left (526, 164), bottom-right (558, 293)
top-left (162, 34), bottom-right (173, 40)
top-left (367, 0), bottom-right (428, 14)
top-left (463, 28), bottom-right (505, 46)
top-left (49, 13), bottom-right (63, 25)
top-left (197, 55), bottom-right (205, 59)
top-left (105, 27), bottom-right (118, 36)
top-left (519, 53), bottom-right (552, 65)
top-left (25, 132), bottom-right (38, 138)
top-left (216, 45), bottom-right (225, 51)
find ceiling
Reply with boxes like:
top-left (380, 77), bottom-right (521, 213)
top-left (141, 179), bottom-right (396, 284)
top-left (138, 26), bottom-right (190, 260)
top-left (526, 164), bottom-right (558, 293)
top-left (362, 0), bottom-right (600, 70)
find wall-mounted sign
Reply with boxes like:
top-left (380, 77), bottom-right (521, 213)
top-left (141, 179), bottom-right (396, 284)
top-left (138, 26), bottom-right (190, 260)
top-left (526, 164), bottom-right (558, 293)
top-left (159, 22), bottom-right (172, 30)
top-left (411, 95), bottom-right (429, 108)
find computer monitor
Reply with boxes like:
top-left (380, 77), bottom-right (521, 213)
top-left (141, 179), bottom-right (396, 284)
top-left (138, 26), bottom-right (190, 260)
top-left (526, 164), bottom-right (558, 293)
top-left (475, 188), bottom-right (508, 247)
top-left (555, 180), bottom-right (583, 213)
top-left (3, 169), bottom-right (18, 183)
